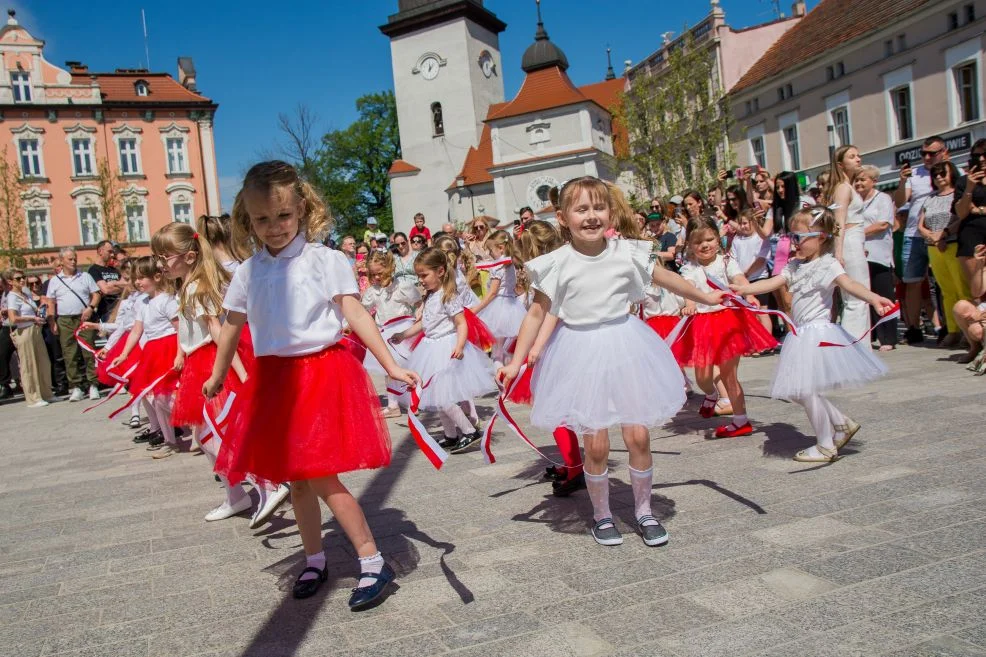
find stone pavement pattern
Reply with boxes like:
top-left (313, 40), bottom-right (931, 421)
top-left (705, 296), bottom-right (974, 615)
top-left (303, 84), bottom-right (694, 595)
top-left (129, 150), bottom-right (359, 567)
top-left (1, 346), bottom-right (985, 657)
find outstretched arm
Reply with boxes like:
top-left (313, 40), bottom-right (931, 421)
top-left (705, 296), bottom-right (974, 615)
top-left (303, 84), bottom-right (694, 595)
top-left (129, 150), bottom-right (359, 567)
top-left (340, 294), bottom-right (420, 387)
top-left (730, 274), bottom-right (787, 297)
top-left (652, 267), bottom-right (724, 306)
top-left (497, 292), bottom-right (549, 388)
top-left (835, 274), bottom-right (894, 315)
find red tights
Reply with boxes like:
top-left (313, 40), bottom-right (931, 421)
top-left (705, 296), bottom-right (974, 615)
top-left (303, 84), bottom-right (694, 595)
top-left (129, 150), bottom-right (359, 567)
top-left (552, 427), bottom-right (583, 480)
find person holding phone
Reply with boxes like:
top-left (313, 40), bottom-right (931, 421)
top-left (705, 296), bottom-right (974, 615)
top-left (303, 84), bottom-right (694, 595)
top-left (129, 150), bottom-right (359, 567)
top-left (954, 138), bottom-right (986, 300)
top-left (354, 242), bottom-right (371, 292)
top-left (894, 135), bottom-right (949, 344)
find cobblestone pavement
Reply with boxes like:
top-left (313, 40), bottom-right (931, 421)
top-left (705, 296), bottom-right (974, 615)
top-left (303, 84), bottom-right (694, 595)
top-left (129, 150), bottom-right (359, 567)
top-left (1, 344), bottom-right (985, 657)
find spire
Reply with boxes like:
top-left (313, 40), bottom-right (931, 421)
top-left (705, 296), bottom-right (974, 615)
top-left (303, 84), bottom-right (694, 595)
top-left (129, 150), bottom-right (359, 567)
top-left (521, 0), bottom-right (569, 73)
top-left (605, 46), bottom-right (615, 80)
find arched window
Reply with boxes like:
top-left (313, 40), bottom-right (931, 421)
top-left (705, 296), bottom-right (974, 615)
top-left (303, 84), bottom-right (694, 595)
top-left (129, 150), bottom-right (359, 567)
top-left (135, 80), bottom-right (149, 96)
top-left (431, 102), bottom-right (444, 137)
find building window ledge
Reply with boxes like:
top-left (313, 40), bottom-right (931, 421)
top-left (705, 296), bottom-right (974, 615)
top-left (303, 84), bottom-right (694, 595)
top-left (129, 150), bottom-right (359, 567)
top-left (165, 172), bottom-right (192, 179)
top-left (19, 176), bottom-right (50, 184)
top-left (118, 174), bottom-right (147, 181)
top-left (70, 175), bottom-right (99, 183)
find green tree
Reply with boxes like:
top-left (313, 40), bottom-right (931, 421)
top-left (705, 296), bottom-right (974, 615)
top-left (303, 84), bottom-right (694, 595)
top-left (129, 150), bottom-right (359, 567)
top-left (0, 147), bottom-right (27, 268)
top-left (91, 157), bottom-right (127, 244)
top-left (617, 32), bottom-right (733, 198)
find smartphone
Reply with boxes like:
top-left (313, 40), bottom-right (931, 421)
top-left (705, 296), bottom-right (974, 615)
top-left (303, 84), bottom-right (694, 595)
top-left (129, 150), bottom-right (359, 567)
top-left (356, 253), bottom-right (366, 262)
top-left (389, 244), bottom-right (400, 255)
top-left (513, 219), bottom-right (522, 226)
top-left (724, 170), bottom-right (734, 179)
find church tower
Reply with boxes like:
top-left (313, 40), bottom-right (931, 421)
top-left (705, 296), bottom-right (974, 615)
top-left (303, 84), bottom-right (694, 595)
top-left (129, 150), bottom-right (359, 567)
top-left (380, 1), bottom-right (506, 233)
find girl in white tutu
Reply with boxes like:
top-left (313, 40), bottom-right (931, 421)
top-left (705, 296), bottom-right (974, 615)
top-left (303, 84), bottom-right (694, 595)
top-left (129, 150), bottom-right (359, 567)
top-left (360, 250), bottom-right (421, 418)
top-left (474, 230), bottom-right (527, 367)
top-left (731, 207), bottom-right (894, 463)
top-left (500, 176), bottom-right (724, 548)
top-left (391, 247), bottom-right (497, 454)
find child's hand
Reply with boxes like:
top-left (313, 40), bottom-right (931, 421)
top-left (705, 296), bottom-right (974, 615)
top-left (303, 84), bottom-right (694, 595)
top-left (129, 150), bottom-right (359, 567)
top-left (173, 353), bottom-right (185, 372)
top-left (872, 296), bottom-right (895, 316)
top-left (96, 348), bottom-right (108, 360)
top-left (386, 366), bottom-right (420, 389)
top-left (450, 345), bottom-right (464, 360)
top-left (705, 290), bottom-right (727, 306)
top-left (202, 376), bottom-right (223, 399)
top-left (528, 345), bottom-right (542, 366)
top-left (498, 362), bottom-right (520, 390)
top-left (745, 295), bottom-right (761, 308)
top-left (110, 355), bottom-right (125, 368)
top-left (388, 332), bottom-right (404, 344)
top-left (681, 302), bottom-right (698, 316)
top-left (80, 321), bottom-right (100, 331)
top-left (974, 244), bottom-right (986, 262)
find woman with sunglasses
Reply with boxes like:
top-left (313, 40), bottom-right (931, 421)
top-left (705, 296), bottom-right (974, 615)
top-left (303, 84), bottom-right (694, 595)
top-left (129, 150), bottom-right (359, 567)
top-left (466, 216), bottom-right (494, 262)
top-left (409, 235), bottom-right (426, 253)
top-left (4, 269), bottom-right (53, 407)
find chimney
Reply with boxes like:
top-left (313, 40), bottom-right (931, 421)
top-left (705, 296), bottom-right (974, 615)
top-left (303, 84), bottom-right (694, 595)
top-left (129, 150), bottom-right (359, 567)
top-left (791, 1), bottom-right (806, 17)
top-left (177, 56), bottom-right (198, 91)
top-left (65, 61), bottom-right (88, 73)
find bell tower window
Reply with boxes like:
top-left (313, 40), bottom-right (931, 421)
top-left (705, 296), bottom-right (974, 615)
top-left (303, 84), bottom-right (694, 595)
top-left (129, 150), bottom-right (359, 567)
top-left (431, 102), bottom-right (444, 137)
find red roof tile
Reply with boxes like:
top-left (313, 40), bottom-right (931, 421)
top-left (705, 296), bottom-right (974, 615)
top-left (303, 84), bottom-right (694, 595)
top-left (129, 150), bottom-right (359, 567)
top-left (579, 77), bottom-right (628, 157)
top-left (70, 72), bottom-right (211, 104)
top-left (389, 159), bottom-right (421, 175)
top-left (731, 0), bottom-right (932, 93)
top-left (486, 66), bottom-right (602, 121)
top-left (448, 125), bottom-right (493, 190)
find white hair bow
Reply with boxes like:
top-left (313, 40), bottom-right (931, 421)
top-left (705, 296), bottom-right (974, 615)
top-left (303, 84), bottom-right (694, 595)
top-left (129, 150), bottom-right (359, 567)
top-left (810, 203), bottom-right (839, 224)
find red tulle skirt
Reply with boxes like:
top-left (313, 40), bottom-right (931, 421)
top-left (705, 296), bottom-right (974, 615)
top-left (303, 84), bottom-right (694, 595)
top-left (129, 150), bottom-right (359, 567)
top-left (645, 315), bottom-right (682, 340)
top-left (410, 308), bottom-right (495, 352)
top-left (171, 343), bottom-right (220, 427)
top-left (97, 332), bottom-right (142, 386)
top-left (215, 345), bottom-right (391, 486)
top-left (127, 335), bottom-right (180, 397)
top-left (671, 308), bottom-right (778, 367)
top-left (506, 362), bottom-right (534, 405)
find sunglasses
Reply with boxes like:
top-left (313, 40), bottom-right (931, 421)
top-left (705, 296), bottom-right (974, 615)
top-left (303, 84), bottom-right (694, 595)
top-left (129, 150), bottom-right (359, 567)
top-left (920, 148), bottom-right (943, 157)
top-left (791, 231), bottom-right (824, 244)
top-left (411, 238), bottom-right (425, 244)
top-left (11, 275), bottom-right (23, 281)
top-left (27, 280), bottom-right (39, 285)
top-left (393, 240), bottom-right (407, 246)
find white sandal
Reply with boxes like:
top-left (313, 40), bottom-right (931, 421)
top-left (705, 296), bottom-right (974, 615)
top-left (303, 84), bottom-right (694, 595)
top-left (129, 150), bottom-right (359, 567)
top-left (834, 418), bottom-right (860, 450)
top-left (793, 444), bottom-right (839, 463)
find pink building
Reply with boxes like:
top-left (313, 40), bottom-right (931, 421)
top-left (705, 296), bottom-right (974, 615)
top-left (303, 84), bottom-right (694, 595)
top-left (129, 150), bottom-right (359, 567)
top-left (0, 10), bottom-right (220, 270)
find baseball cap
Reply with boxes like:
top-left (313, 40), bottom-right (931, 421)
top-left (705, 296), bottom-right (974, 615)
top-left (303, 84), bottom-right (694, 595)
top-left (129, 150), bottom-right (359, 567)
top-left (367, 217), bottom-right (378, 225)
top-left (646, 213), bottom-right (665, 222)
top-left (669, 195), bottom-right (683, 205)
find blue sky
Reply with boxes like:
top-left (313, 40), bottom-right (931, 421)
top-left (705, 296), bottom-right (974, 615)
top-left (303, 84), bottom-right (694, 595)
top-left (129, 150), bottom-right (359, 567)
top-left (23, 0), bottom-right (817, 210)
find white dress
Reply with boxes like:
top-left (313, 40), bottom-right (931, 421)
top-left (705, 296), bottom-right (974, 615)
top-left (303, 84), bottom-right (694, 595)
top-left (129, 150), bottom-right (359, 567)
top-left (476, 263), bottom-right (527, 338)
top-left (360, 279), bottom-right (420, 374)
top-left (405, 292), bottom-right (496, 410)
top-left (770, 254), bottom-right (887, 400)
top-left (525, 239), bottom-right (685, 434)
top-left (841, 187), bottom-right (872, 338)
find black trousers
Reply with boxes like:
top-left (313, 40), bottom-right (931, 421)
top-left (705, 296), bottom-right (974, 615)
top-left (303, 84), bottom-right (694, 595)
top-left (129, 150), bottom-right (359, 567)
top-left (0, 326), bottom-right (15, 387)
top-left (43, 325), bottom-right (68, 392)
top-left (868, 261), bottom-right (898, 346)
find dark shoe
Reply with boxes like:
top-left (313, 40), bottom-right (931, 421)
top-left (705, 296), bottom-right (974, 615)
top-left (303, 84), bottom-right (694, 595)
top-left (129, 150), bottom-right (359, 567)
top-left (552, 472), bottom-right (586, 497)
top-left (637, 515), bottom-right (669, 547)
top-left (0, 387), bottom-right (11, 400)
top-left (438, 436), bottom-right (457, 449)
top-left (450, 431), bottom-right (481, 454)
top-left (905, 327), bottom-right (924, 345)
top-left (292, 566), bottom-right (328, 599)
top-left (133, 429), bottom-right (162, 444)
top-left (543, 466), bottom-right (566, 482)
top-left (348, 563), bottom-right (396, 611)
top-left (590, 517), bottom-right (623, 546)
top-left (146, 433), bottom-right (165, 449)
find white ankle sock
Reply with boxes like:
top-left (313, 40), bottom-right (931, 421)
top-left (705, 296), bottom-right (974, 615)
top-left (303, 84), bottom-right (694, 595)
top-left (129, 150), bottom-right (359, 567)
top-left (299, 552), bottom-right (326, 581)
top-left (357, 551), bottom-right (385, 588)
top-left (628, 466), bottom-right (658, 526)
top-left (733, 413), bottom-right (748, 426)
top-left (584, 469), bottom-right (612, 523)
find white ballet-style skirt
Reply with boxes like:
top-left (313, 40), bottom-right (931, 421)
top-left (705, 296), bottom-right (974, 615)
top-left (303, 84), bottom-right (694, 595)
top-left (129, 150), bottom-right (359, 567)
top-left (770, 320), bottom-right (888, 400)
top-left (478, 295), bottom-right (527, 339)
top-left (364, 317), bottom-right (415, 375)
top-left (530, 315), bottom-right (686, 435)
top-left (406, 332), bottom-right (497, 410)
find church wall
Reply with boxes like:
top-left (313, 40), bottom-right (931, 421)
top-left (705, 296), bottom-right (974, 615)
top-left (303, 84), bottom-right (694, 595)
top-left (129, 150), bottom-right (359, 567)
top-left (588, 106), bottom-right (615, 156)
top-left (448, 184), bottom-right (495, 226)
top-left (495, 159), bottom-right (595, 220)
top-left (491, 105), bottom-right (590, 165)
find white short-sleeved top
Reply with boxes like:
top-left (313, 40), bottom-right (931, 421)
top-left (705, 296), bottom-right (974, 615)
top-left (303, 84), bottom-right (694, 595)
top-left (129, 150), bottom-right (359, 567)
top-left (781, 254), bottom-right (846, 325)
top-left (904, 166), bottom-right (934, 237)
top-left (729, 234), bottom-right (770, 281)
top-left (861, 191), bottom-right (895, 268)
top-left (6, 290), bottom-right (39, 328)
top-left (46, 272), bottom-right (99, 316)
top-left (487, 263), bottom-right (519, 298)
top-left (679, 255), bottom-right (742, 313)
top-left (104, 292), bottom-right (145, 350)
top-left (455, 269), bottom-right (479, 308)
top-left (421, 291), bottom-right (464, 338)
top-left (361, 279), bottom-right (420, 326)
top-left (223, 233), bottom-right (358, 357)
top-left (641, 283), bottom-right (683, 318)
top-left (524, 239), bottom-right (654, 327)
top-left (178, 282), bottom-right (216, 354)
top-left (221, 260), bottom-right (240, 275)
top-left (138, 293), bottom-right (179, 344)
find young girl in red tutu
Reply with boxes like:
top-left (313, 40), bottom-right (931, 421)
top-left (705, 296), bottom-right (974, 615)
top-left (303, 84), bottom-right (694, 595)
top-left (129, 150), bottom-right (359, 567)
top-left (110, 256), bottom-right (181, 458)
top-left (203, 161), bottom-right (420, 610)
top-left (676, 216), bottom-right (779, 438)
top-left (391, 248), bottom-right (498, 454)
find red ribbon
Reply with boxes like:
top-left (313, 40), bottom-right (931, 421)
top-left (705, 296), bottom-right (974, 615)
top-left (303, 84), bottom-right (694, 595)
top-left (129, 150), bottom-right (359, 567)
top-left (73, 326), bottom-right (100, 356)
top-left (83, 362), bottom-right (138, 413)
top-left (386, 375), bottom-right (448, 470)
top-left (705, 275), bottom-right (799, 336)
top-left (201, 391), bottom-right (237, 447)
top-left (108, 370), bottom-right (171, 419)
top-left (473, 258), bottom-right (513, 271)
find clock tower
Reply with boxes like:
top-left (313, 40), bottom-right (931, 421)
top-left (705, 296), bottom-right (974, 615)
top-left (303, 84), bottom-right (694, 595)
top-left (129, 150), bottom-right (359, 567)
top-left (380, 0), bottom-right (506, 233)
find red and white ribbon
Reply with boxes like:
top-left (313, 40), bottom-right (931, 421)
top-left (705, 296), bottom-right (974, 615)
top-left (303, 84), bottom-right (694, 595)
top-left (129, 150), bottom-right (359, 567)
top-left (705, 275), bottom-right (799, 336)
top-left (108, 370), bottom-right (171, 420)
top-left (473, 257), bottom-right (513, 271)
top-left (819, 302), bottom-right (901, 347)
top-left (73, 326), bottom-right (100, 357)
top-left (386, 376), bottom-right (448, 470)
top-left (83, 362), bottom-right (138, 414)
top-left (201, 391), bottom-right (237, 446)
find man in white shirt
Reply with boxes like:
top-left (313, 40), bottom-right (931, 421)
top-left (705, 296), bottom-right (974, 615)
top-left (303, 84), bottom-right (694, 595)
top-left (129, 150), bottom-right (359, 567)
top-left (42, 247), bottom-right (101, 401)
top-left (893, 135), bottom-right (949, 344)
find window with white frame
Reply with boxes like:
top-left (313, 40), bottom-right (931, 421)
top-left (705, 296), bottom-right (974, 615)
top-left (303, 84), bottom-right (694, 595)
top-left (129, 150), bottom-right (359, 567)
top-left (955, 62), bottom-right (980, 123)
top-left (946, 40), bottom-right (983, 128)
top-left (118, 138), bottom-right (140, 175)
top-left (18, 139), bottom-right (42, 178)
top-left (71, 138), bottom-right (94, 176)
top-left (135, 80), bottom-right (149, 97)
top-left (891, 86), bottom-right (914, 141)
top-left (11, 72), bottom-right (31, 103)
top-left (166, 137), bottom-right (188, 174)
top-left (751, 137), bottom-right (766, 169)
top-left (783, 126), bottom-right (800, 170)
top-left (26, 209), bottom-right (52, 248)
top-left (125, 203), bottom-right (148, 242)
top-left (173, 202), bottom-right (192, 224)
top-left (78, 206), bottom-right (102, 245)
top-left (831, 107), bottom-right (850, 147)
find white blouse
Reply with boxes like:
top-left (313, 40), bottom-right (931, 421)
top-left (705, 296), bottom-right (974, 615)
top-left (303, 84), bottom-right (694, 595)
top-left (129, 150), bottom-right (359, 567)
top-left (641, 283), bottom-right (683, 318)
top-left (6, 290), bottom-right (39, 329)
top-left (104, 292), bottom-right (146, 350)
top-left (421, 290), bottom-right (463, 339)
top-left (178, 282), bottom-right (215, 354)
top-left (223, 234), bottom-right (358, 357)
top-left (781, 254), bottom-right (847, 326)
top-left (455, 270), bottom-right (480, 308)
top-left (487, 264), bottom-right (519, 298)
top-left (524, 239), bottom-right (655, 327)
top-left (361, 279), bottom-right (420, 326)
top-left (679, 254), bottom-right (742, 313)
top-left (138, 293), bottom-right (179, 344)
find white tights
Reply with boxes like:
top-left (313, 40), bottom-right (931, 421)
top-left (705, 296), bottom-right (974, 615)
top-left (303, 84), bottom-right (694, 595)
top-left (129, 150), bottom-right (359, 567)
top-left (148, 394), bottom-right (175, 444)
top-left (193, 425), bottom-right (248, 505)
top-left (439, 403), bottom-right (477, 438)
top-left (794, 394), bottom-right (846, 450)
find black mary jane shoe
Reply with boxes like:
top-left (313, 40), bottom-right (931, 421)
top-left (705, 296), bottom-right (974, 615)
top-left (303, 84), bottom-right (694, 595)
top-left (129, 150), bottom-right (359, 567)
top-left (292, 566), bottom-right (328, 599)
top-left (348, 563), bottom-right (396, 611)
top-left (552, 472), bottom-right (586, 498)
top-left (543, 466), bottom-right (566, 482)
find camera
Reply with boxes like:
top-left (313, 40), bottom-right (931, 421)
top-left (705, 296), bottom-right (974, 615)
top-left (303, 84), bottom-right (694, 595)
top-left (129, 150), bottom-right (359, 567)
top-left (389, 244), bottom-right (400, 255)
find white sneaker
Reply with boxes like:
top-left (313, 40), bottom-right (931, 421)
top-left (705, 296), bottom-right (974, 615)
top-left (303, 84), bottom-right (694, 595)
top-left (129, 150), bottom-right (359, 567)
top-left (68, 388), bottom-right (85, 402)
top-left (204, 494), bottom-right (252, 522)
top-left (27, 400), bottom-right (50, 408)
top-left (249, 484), bottom-right (291, 529)
top-left (88, 385), bottom-right (100, 400)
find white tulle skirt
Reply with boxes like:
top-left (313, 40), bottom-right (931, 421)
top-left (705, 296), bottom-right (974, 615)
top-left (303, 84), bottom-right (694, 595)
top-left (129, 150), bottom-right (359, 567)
top-left (364, 317), bottom-right (415, 375)
top-left (530, 315), bottom-right (686, 434)
top-left (770, 320), bottom-right (888, 400)
top-left (478, 295), bottom-right (527, 338)
top-left (406, 332), bottom-right (497, 410)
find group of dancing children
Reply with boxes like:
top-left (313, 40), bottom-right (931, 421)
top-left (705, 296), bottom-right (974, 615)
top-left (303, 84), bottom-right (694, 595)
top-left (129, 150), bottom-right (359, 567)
top-left (81, 162), bottom-right (894, 612)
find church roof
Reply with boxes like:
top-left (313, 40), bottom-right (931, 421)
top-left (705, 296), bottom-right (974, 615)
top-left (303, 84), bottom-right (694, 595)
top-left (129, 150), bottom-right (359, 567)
top-left (447, 124), bottom-right (494, 190)
top-left (520, 14), bottom-right (568, 73)
top-left (486, 66), bottom-right (604, 122)
top-left (388, 159), bottom-right (422, 176)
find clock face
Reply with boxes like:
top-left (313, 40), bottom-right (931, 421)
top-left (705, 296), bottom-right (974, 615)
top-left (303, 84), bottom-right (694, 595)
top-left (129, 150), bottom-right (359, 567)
top-left (420, 56), bottom-right (440, 80)
top-left (479, 51), bottom-right (495, 78)
top-left (527, 175), bottom-right (559, 210)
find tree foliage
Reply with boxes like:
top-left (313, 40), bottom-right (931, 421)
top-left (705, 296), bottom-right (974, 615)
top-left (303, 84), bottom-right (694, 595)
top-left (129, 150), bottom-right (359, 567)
top-left (0, 147), bottom-right (27, 268)
top-left (91, 158), bottom-right (127, 244)
top-left (616, 32), bottom-right (733, 198)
